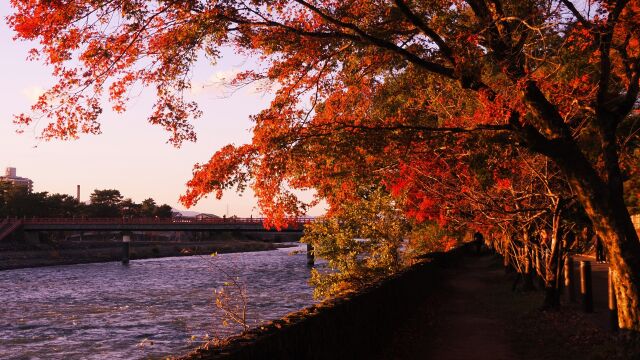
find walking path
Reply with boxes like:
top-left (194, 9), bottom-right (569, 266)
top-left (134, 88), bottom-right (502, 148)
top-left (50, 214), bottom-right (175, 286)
top-left (377, 251), bottom-right (632, 360)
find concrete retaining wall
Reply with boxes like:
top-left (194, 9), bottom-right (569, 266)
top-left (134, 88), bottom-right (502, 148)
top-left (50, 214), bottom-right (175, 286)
top-left (179, 246), bottom-right (469, 360)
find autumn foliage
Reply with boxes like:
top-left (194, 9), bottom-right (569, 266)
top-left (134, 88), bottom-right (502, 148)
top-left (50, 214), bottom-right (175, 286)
top-left (9, 1), bottom-right (640, 328)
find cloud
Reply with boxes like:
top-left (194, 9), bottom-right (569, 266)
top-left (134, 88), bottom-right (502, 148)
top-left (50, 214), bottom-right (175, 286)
top-left (21, 85), bottom-right (45, 102)
top-left (190, 69), bottom-right (277, 98)
top-left (191, 69), bottom-right (242, 97)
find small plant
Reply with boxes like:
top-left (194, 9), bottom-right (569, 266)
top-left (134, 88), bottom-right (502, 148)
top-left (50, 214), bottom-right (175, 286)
top-left (213, 280), bottom-right (249, 331)
top-left (207, 253), bottom-right (250, 335)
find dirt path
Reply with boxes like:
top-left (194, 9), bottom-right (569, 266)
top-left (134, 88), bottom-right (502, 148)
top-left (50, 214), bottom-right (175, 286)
top-left (377, 251), bottom-right (639, 360)
top-left (422, 254), bottom-right (516, 360)
top-left (378, 253), bottom-right (521, 360)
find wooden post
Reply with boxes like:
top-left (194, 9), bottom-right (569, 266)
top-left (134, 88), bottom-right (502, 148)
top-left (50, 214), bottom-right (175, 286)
top-left (523, 245), bottom-right (534, 291)
top-left (580, 260), bottom-right (593, 313)
top-left (306, 243), bottom-right (314, 266)
top-left (535, 247), bottom-right (545, 288)
top-left (564, 257), bottom-right (576, 302)
top-left (503, 249), bottom-right (510, 270)
top-left (609, 268), bottom-right (619, 332)
top-left (556, 256), bottom-right (564, 296)
top-left (122, 233), bottom-right (131, 265)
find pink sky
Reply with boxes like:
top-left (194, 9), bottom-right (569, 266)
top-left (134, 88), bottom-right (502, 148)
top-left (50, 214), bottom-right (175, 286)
top-left (0, 4), bottom-right (322, 217)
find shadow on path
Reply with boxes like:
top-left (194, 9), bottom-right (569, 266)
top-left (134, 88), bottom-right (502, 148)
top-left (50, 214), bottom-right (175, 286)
top-left (376, 250), bottom-right (639, 360)
top-left (378, 252), bottom-right (520, 360)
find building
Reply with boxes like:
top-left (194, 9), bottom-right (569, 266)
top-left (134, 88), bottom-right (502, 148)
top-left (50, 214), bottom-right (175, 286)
top-left (0, 167), bottom-right (33, 192)
top-left (195, 213), bottom-right (220, 220)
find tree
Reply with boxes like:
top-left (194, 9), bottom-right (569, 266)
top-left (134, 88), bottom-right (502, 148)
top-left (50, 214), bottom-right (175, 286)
top-left (140, 198), bottom-right (158, 217)
top-left (0, 182), bottom-right (81, 218)
top-left (118, 198), bottom-right (141, 217)
top-left (44, 193), bottom-right (80, 217)
top-left (154, 204), bottom-right (174, 218)
top-left (302, 187), bottom-right (409, 298)
top-left (9, 0), bottom-right (640, 328)
top-left (88, 189), bottom-right (123, 217)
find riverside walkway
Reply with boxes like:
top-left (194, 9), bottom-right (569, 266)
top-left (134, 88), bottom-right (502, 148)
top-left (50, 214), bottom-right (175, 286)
top-left (179, 246), bottom-right (634, 360)
top-left (377, 251), bottom-right (630, 360)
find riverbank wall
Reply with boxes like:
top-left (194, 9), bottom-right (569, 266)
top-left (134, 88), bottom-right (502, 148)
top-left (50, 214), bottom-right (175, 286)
top-left (179, 245), bottom-right (471, 360)
top-left (0, 231), bottom-right (301, 271)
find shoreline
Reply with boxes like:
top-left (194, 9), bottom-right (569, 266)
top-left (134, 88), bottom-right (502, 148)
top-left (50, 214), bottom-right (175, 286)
top-left (0, 239), bottom-right (299, 272)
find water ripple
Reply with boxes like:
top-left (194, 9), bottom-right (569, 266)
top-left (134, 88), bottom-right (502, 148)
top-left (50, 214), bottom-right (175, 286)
top-left (0, 244), bottom-right (314, 359)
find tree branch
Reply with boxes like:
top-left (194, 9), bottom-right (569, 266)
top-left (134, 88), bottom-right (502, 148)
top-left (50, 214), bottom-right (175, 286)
top-left (597, 0), bottom-right (630, 115)
top-left (559, 0), bottom-right (593, 30)
top-left (335, 123), bottom-right (511, 133)
top-left (617, 71), bottom-right (640, 119)
top-left (393, 0), bottom-right (455, 63)
top-left (522, 81), bottom-right (573, 140)
top-left (291, 0), bottom-right (456, 78)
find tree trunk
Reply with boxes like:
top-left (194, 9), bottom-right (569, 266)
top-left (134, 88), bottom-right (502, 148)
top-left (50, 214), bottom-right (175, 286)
top-left (550, 146), bottom-right (640, 330)
top-left (543, 201), bottom-right (562, 309)
top-left (535, 246), bottom-right (545, 289)
top-left (522, 232), bottom-right (535, 291)
top-left (592, 206), bottom-right (640, 330)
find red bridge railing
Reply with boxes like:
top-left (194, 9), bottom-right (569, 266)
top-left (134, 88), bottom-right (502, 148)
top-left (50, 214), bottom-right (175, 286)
top-left (19, 217), bottom-right (314, 226)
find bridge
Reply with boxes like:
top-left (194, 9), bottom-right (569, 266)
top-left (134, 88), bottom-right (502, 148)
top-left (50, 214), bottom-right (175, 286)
top-left (0, 217), bottom-right (312, 241)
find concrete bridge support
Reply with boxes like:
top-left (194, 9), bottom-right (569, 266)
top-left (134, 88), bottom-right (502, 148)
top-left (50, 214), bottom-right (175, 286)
top-left (122, 232), bottom-right (131, 265)
top-left (24, 231), bottom-right (40, 244)
top-left (307, 243), bottom-right (314, 266)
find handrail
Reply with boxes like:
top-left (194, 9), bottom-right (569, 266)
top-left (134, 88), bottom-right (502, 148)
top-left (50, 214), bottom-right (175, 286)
top-left (20, 217), bottom-right (314, 226)
top-left (15, 217), bottom-right (314, 229)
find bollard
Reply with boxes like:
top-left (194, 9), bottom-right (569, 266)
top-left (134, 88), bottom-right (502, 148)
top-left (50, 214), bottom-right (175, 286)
top-left (580, 260), bottom-right (593, 313)
top-left (306, 243), bottom-right (314, 266)
top-left (609, 268), bottom-right (619, 332)
top-left (564, 257), bottom-right (576, 302)
top-left (122, 233), bottom-right (131, 265)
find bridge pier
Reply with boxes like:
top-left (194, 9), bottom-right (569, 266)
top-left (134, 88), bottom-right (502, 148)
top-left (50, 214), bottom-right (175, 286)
top-left (24, 231), bottom-right (40, 244)
top-left (122, 232), bottom-right (131, 265)
top-left (307, 243), bottom-right (314, 266)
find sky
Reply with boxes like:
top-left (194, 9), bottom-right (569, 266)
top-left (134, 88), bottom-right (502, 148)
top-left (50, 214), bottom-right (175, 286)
top-left (0, 4), bottom-right (322, 218)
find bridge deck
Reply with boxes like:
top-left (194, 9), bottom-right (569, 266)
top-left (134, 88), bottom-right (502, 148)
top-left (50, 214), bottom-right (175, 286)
top-left (3, 217), bottom-right (310, 233)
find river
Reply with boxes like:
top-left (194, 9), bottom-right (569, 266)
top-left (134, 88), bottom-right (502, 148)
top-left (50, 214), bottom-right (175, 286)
top-left (0, 243), bottom-right (315, 359)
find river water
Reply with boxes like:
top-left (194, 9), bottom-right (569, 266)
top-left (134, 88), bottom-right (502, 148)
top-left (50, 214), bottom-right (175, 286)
top-left (0, 243), bottom-right (315, 359)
